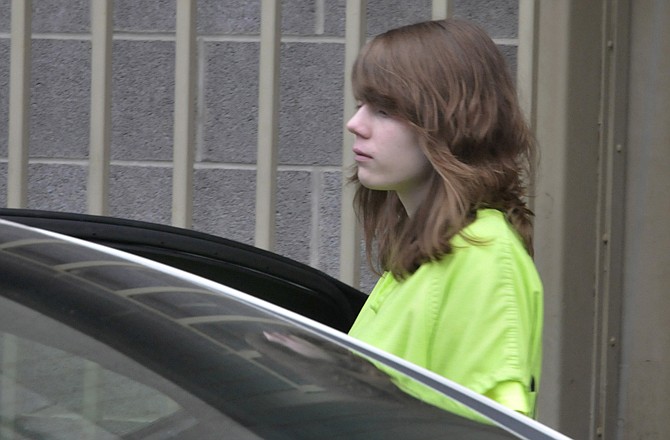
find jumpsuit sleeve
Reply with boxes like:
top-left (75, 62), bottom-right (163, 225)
top-left (427, 236), bottom-right (539, 415)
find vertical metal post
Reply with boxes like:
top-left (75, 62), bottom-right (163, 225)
top-left (533, 1), bottom-right (604, 436)
top-left (589, 1), bottom-right (630, 437)
top-left (618, 1), bottom-right (670, 438)
top-left (339, 0), bottom-right (366, 287)
top-left (517, 0), bottom-right (539, 130)
top-left (517, 0), bottom-right (540, 216)
top-left (7, 0), bottom-right (32, 209)
top-left (172, 0), bottom-right (197, 229)
top-left (88, 0), bottom-right (113, 216)
top-left (431, 0), bottom-right (453, 20)
top-left (254, 0), bottom-right (281, 251)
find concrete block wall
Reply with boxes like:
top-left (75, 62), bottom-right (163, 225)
top-left (0, 0), bottom-right (519, 291)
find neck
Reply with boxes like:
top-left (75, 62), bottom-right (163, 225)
top-left (398, 179), bottom-right (433, 218)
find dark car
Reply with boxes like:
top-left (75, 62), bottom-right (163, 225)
top-left (0, 212), bottom-right (570, 439)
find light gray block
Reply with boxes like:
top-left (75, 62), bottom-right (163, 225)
top-left (279, 42), bottom-right (344, 166)
top-left (192, 168), bottom-right (255, 244)
top-left (276, 170), bottom-right (311, 264)
top-left (201, 42), bottom-right (259, 164)
top-left (112, 40), bottom-right (175, 161)
top-left (31, 0), bottom-right (89, 34)
top-left (30, 39), bottom-right (91, 159)
top-left (114, 0), bottom-right (176, 32)
top-left (109, 165), bottom-right (172, 225)
top-left (27, 163), bottom-right (87, 213)
top-left (197, 1), bottom-right (260, 35)
top-left (0, 39), bottom-right (8, 157)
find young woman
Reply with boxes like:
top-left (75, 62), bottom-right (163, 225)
top-left (346, 19), bottom-right (543, 418)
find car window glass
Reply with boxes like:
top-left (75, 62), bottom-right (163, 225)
top-left (0, 296), bottom-right (261, 440)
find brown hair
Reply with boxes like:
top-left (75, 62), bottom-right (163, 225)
top-left (351, 19), bottom-right (537, 278)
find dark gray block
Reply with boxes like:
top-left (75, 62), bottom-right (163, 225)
top-left (499, 44), bottom-right (518, 80)
top-left (279, 42), bottom-right (344, 166)
top-left (359, 250), bottom-right (379, 294)
top-left (366, 0), bottom-right (432, 37)
top-left (114, 0), bottom-right (176, 32)
top-left (112, 40), bottom-right (175, 161)
top-left (282, 0), bottom-right (318, 36)
top-left (361, 0), bottom-right (518, 40)
top-left (192, 168), bottom-right (256, 244)
top-left (323, 0), bottom-right (347, 37)
top-left (197, 1), bottom-right (260, 35)
top-left (0, 0), bottom-right (10, 33)
top-left (202, 41), bottom-right (259, 164)
top-left (276, 170), bottom-right (311, 264)
top-left (27, 163), bottom-right (87, 213)
top-left (318, 170), bottom-right (342, 278)
top-left (453, 0), bottom-right (519, 39)
top-left (109, 165), bottom-right (172, 225)
top-left (31, 39), bottom-right (91, 159)
top-left (32, 0), bottom-right (89, 34)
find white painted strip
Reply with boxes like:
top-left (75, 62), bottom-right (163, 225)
top-left (431, 0), bottom-right (453, 19)
top-left (172, 0), bottom-right (197, 229)
top-left (88, 0), bottom-right (113, 216)
top-left (494, 38), bottom-right (520, 46)
top-left (518, 0), bottom-right (539, 125)
top-left (7, 0), bottom-right (32, 208)
top-left (517, 0), bottom-right (539, 212)
top-left (339, 0), bottom-right (366, 287)
top-left (254, 0), bottom-right (281, 251)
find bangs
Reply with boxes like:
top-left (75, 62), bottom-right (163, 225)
top-left (351, 40), bottom-right (403, 113)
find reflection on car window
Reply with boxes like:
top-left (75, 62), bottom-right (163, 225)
top-left (0, 297), bottom-right (260, 440)
top-left (0, 332), bottom-right (182, 439)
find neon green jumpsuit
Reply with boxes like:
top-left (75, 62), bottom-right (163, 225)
top-left (349, 209), bottom-right (543, 418)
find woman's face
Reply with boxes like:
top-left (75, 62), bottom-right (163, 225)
top-left (347, 103), bottom-right (433, 215)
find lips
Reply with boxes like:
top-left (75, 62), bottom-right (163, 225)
top-left (353, 147), bottom-right (372, 161)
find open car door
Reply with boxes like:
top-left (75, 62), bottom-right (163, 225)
top-left (0, 208), bottom-right (366, 332)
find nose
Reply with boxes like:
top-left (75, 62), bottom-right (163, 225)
top-left (346, 105), bottom-right (369, 138)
